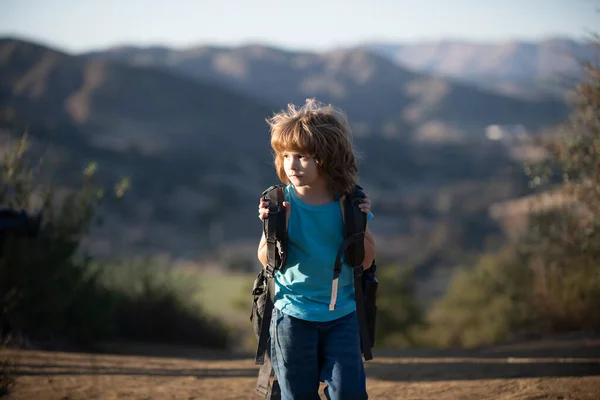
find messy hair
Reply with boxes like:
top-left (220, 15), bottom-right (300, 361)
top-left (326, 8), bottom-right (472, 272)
top-left (267, 98), bottom-right (359, 195)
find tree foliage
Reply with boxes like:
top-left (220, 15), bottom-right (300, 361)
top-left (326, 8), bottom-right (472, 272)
top-left (425, 39), bottom-right (600, 347)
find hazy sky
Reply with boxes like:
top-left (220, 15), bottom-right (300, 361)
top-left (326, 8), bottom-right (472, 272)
top-left (1, 0), bottom-right (598, 53)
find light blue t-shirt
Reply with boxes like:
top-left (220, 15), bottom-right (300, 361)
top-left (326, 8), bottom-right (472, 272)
top-left (273, 184), bottom-right (372, 322)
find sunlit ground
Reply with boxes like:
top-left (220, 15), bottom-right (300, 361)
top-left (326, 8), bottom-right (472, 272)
top-left (4, 338), bottom-right (600, 399)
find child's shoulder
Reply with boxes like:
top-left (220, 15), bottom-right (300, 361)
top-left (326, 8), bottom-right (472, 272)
top-left (285, 184), bottom-right (297, 195)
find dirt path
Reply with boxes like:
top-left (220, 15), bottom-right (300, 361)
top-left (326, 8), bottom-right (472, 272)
top-left (4, 337), bottom-right (600, 399)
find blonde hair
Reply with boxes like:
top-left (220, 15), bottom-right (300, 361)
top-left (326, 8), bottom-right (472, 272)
top-left (266, 98), bottom-right (359, 195)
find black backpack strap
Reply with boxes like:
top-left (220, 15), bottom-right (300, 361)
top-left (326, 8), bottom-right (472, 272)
top-left (262, 185), bottom-right (287, 278)
top-left (254, 274), bottom-right (274, 365)
top-left (330, 185), bottom-right (373, 361)
top-left (255, 185), bottom-right (286, 364)
top-left (344, 186), bottom-right (367, 267)
top-left (253, 275), bottom-right (281, 399)
top-left (255, 353), bottom-right (281, 399)
top-left (254, 185), bottom-right (286, 399)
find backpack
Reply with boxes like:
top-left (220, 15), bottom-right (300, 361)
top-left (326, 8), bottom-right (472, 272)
top-left (250, 184), bottom-right (378, 399)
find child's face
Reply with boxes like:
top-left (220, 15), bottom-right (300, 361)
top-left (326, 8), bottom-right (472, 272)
top-left (282, 151), bottom-right (324, 188)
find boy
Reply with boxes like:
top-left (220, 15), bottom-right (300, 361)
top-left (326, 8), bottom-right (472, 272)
top-left (257, 99), bottom-right (375, 400)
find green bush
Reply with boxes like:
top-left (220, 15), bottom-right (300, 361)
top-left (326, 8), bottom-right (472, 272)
top-left (0, 135), bottom-right (125, 344)
top-left (424, 49), bottom-right (600, 347)
top-left (97, 260), bottom-right (230, 348)
top-left (374, 265), bottom-right (425, 348)
top-left (423, 250), bottom-right (533, 348)
top-left (519, 42), bottom-right (600, 333)
top-left (424, 218), bottom-right (600, 348)
top-left (520, 208), bottom-right (600, 332)
top-left (0, 134), bottom-right (230, 349)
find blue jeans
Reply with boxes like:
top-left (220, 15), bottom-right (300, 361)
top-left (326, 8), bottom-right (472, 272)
top-left (270, 307), bottom-right (368, 400)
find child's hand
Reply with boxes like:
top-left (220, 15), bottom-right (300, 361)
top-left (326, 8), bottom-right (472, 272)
top-left (258, 199), bottom-right (270, 220)
top-left (359, 195), bottom-right (371, 215)
top-left (340, 194), bottom-right (371, 215)
top-left (258, 199), bottom-right (290, 220)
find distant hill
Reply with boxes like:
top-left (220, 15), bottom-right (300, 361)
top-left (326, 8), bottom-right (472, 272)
top-left (0, 37), bottom-right (278, 258)
top-left (363, 38), bottom-right (594, 98)
top-left (0, 38), bottom-right (274, 155)
top-left (84, 43), bottom-right (568, 143)
top-left (1, 37), bottom-right (571, 302)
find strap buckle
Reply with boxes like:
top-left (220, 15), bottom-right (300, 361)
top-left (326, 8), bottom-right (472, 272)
top-left (264, 265), bottom-right (275, 278)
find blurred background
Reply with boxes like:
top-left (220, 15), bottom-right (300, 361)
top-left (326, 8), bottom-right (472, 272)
top-left (0, 0), bottom-right (599, 356)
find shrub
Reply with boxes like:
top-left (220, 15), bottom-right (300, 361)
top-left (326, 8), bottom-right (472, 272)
top-left (0, 134), bottom-right (127, 345)
top-left (97, 260), bottom-right (230, 348)
top-left (374, 265), bottom-right (425, 348)
top-left (424, 41), bottom-right (600, 347)
top-left (1, 134), bottom-right (230, 349)
top-left (520, 39), bottom-right (600, 333)
top-left (423, 250), bottom-right (533, 348)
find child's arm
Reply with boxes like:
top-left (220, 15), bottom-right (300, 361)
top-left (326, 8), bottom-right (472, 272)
top-left (256, 198), bottom-right (290, 268)
top-left (257, 197), bottom-right (269, 267)
top-left (356, 193), bottom-right (376, 269)
top-left (257, 232), bottom-right (268, 267)
top-left (363, 226), bottom-right (376, 270)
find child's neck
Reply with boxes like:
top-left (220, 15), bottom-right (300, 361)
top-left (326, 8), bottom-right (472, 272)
top-left (294, 182), bottom-right (334, 206)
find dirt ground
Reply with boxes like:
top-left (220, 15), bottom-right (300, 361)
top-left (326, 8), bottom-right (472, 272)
top-left (3, 336), bottom-right (600, 400)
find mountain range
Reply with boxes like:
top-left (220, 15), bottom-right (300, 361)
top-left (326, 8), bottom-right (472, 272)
top-left (364, 38), bottom-right (594, 98)
top-left (1, 35), bottom-right (586, 299)
top-left (84, 41), bottom-right (568, 141)
top-left (1, 37), bottom-right (278, 258)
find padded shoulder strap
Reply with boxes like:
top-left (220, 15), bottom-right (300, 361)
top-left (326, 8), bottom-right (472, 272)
top-left (343, 185), bottom-right (367, 267)
top-left (343, 185), bottom-right (374, 360)
top-left (262, 185), bottom-right (287, 277)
